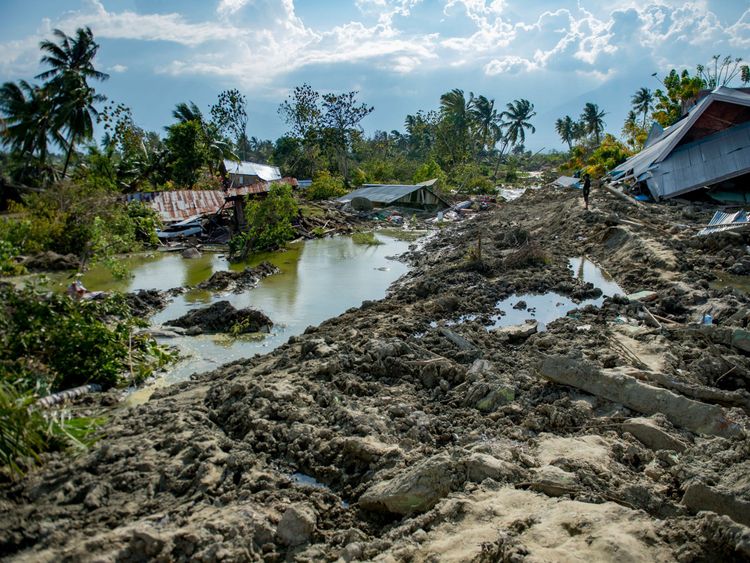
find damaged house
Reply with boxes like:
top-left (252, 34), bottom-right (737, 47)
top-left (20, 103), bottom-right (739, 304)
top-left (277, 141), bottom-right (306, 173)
top-left (337, 179), bottom-right (450, 211)
top-left (222, 159), bottom-right (282, 188)
top-left (610, 87), bottom-right (750, 202)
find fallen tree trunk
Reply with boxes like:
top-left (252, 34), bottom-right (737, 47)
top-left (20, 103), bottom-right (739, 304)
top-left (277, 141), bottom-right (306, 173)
top-left (538, 355), bottom-right (742, 438)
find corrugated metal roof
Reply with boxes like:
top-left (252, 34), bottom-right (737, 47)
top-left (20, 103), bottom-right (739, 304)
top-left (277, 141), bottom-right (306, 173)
top-left (610, 87), bottom-right (750, 199)
top-left (126, 190), bottom-right (226, 222)
top-left (553, 176), bottom-right (581, 189)
top-left (223, 159), bottom-right (281, 182)
top-left (698, 210), bottom-right (750, 236)
top-left (338, 184), bottom-right (429, 204)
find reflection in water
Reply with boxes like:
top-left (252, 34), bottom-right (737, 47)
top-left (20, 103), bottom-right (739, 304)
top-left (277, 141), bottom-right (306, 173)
top-left (52, 235), bottom-right (414, 397)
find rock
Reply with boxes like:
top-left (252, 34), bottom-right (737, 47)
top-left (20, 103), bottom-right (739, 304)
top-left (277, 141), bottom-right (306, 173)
top-left (197, 261), bottom-right (279, 292)
top-left (167, 301), bottom-right (272, 334)
top-left (463, 453), bottom-right (522, 483)
top-left (492, 321), bottom-right (538, 342)
top-left (513, 300), bottom-right (527, 310)
top-left (22, 251), bottom-right (79, 272)
top-left (181, 247), bottom-right (201, 259)
top-left (529, 465), bottom-right (578, 497)
top-left (277, 504), bottom-right (317, 546)
top-left (622, 417), bottom-right (687, 452)
top-left (460, 359), bottom-right (516, 413)
top-left (359, 453), bottom-right (460, 515)
top-left (83, 483), bottom-right (110, 510)
top-left (682, 482), bottom-right (750, 527)
top-left (125, 289), bottom-right (168, 317)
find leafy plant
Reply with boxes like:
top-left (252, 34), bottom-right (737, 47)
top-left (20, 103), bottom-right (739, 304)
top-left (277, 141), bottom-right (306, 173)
top-left (0, 240), bottom-right (26, 276)
top-left (307, 170), bottom-right (347, 201)
top-left (352, 231), bottom-right (382, 245)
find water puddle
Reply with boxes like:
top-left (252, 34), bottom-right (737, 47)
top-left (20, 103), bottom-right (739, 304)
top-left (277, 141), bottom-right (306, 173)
top-left (490, 257), bottom-right (623, 331)
top-left (44, 234), bottom-right (413, 401)
top-left (710, 271), bottom-right (750, 294)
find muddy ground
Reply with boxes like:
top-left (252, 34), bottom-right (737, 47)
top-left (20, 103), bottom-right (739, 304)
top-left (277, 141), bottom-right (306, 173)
top-left (2, 186), bottom-right (750, 561)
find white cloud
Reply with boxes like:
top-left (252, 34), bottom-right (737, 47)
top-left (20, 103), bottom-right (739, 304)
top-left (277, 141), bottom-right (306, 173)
top-left (109, 63), bottom-right (127, 72)
top-left (484, 55), bottom-right (536, 75)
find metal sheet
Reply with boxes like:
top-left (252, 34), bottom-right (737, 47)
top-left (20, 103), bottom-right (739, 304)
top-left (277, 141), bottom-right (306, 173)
top-left (126, 190), bottom-right (226, 222)
top-left (223, 159), bottom-right (281, 182)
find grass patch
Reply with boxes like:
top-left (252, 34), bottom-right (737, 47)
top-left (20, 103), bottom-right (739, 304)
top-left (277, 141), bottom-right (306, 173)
top-left (299, 203), bottom-right (326, 219)
top-left (504, 242), bottom-right (550, 270)
top-left (352, 232), bottom-right (383, 245)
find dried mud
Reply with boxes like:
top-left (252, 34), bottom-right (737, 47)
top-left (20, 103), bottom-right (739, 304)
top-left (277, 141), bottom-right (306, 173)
top-left (2, 187), bottom-right (750, 562)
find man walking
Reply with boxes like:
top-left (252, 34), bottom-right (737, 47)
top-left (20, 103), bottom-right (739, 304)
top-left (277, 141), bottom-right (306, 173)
top-left (582, 173), bottom-right (591, 210)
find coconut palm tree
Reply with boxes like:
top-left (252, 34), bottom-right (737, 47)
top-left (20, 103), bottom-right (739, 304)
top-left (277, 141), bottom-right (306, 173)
top-left (36, 27), bottom-right (109, 178)
top-left (469, 95), bottom-right (502, 157)
top-left (172, 101), bottom-right (204, 124)
top-left (631, 87), bottom-right (653, 128)
top-left (0, 80), bottom-right (64, 183)
top-left (554, 115), bottom-right (575, 151)
top-left (580, 102), bottom-right (606, 144)
top-left (493, 99), bottom-right (535, 178)
top-left (439, 89), bottom-right (475, 163)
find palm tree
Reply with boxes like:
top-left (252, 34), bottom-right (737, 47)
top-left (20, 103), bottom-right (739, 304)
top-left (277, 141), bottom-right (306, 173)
top-left (469, 95), bottom-right (502, 156)
top-left (494, 99), bottom-right (535, 179)
top-left (554, 115), bottom-right (575, 151)
top-left (172, 101), bottom-right (204, 124)
top-left (581, 102), bottom-right (606, 144)
top-left (36, 27), bottom-right (109, 177)
top-left (0, 80), bottom-right (64, 183)
top-left (439, 89), bottom-right (474, 164)
top-left (631, 87), bottom-right (653, 128)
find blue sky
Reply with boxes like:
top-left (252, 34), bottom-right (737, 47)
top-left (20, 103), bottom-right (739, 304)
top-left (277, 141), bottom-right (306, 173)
top-left (1, 0), bottom-right (748, 151)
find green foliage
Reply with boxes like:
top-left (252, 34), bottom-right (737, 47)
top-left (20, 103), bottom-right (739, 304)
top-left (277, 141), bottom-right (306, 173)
top-left (126, 200), bottom-right (161, 246)
top-left (653, 69), bottom-right (705, 127)
top-left (352, 232), bottom-right (382, 245)
top-left (0, 240), bottom-right (26, 276)
top-left (0, 381), bottom-right (104, 477)
top-left (413, 158), bottom-right (447, 185)
top-left (307, 170), bottom-right (347, 201)
top-left (584, 134), bottom-right (632, 178)
top-left (0, 282), bottom-right (172, 393)
top-left (229, 183), bottom-right (299, 259)
top-left (165, 120), bottom-right (207, 187)
top-left (451, 163), bottom-right (495, 194)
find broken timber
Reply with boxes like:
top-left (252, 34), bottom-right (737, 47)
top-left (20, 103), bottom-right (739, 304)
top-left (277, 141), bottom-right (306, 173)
top-left (538, 355), bottom-right (742, 438)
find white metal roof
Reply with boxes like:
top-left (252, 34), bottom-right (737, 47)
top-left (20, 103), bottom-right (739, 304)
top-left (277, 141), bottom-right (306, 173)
top-left (223, 159), bottom-right (281, 182)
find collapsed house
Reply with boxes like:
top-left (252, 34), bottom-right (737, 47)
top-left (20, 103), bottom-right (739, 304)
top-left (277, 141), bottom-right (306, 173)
top-left (337, 179), bottom-right (450, 211)
top-left (552, 176), bottom-right (581, 189)
top-left (222, 159), bottom-right (282, 187)
top-left (610, 87), bottom-right (750, 201)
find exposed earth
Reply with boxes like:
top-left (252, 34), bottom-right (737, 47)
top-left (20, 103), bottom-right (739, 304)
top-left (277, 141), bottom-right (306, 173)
top-left (2, 186), bottom-right (750, 561)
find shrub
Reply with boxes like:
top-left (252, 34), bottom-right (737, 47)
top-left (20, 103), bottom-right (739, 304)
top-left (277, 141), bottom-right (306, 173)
top-left (352, 232), bottom-right (383, 245)
top-left (229, 183), bottom-right (299, 259)
top-left (504, 242), bottom-right (550, 270)
top-left (0, 241), bottom-right (25, 276)
top-left (0, 283), bottom-right (173, 393)
top-left (0, 381), bottom-right (104, 478)
top-left (307, 170), bottom-right (347, 201)
top-left (413, 158), bottom-right (447, 186)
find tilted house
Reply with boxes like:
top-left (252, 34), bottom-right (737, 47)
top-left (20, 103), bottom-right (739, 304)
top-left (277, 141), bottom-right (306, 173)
top-left (337, 179), bottom-right (450, 210)
top-left (222, 159), bottom-right (282, 188)
top-left (610, 87), bottom-right (750, 200)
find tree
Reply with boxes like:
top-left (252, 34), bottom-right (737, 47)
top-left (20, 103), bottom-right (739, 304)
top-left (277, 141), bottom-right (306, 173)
top-left (210, 89), bottom-right (249, 160)
top-left (169, 100), bottom-right (235, 176)
top-left (437, 89), bottom-right (474, 168)
top-left (696, 55), bottom-right (744, 89)
top-left (742, 65), bottom-right (750, 86)
top-left (0, 80), bottom-right (63, 184)
top-left (622, 110), bottom-right (647, 150)
top-left (580, 102), bottom-right (606, 144)
top-left (469, 95), bottom-right (502, 156)
top-left (495, 99), bottom-right (536, 178)
top-left (319, 90), bottom-right (373, 181)
top-left (652, 69), bottom-right (705, 127)
top-left (165, 121), bottom-right (206, 188)
top-left (554, 115), bottom-right (575, 151)
top-left (36, 27), bottom-right (109, 178)
top-left (631, 87), bottom-right (653, 128)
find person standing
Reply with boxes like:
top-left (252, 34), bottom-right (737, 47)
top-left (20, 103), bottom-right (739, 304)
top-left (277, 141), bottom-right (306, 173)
top-left (582, 173), bottom-right (591, 210)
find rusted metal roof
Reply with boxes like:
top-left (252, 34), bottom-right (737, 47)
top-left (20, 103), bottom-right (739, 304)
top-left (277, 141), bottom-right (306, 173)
top-left (225, 178), bottom-right (299, 199)
top-left (126, 190), bottom-right (227, 222)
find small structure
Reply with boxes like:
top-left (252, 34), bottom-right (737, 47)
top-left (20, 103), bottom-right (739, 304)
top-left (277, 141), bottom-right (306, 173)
top-left (552, 176), bottom-right (581, 189)
top-left (610, 87), bottom-right (750, 200)
top-left (337, 179), bottom-right (449, 211)
top-left (223, 159), bottom-right (281, 188)
top-left (126, 190), bottom-right (226, 223)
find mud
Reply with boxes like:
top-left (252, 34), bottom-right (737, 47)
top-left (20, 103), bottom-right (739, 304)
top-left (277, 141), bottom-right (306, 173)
top-left (197, 261), bottom-right (280, 293)
top-left (166, 300), bottom-right (272, 335)
top-left (2, 187), bottom-right (750, 561)
top-left (21, 251), bottom-right (80, 272)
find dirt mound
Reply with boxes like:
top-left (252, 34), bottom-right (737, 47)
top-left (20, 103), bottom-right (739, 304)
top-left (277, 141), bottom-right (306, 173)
top-left (21, 251), bottom-right (80, 272)
top-left (197, 261), bottom-right (279, 292)
top-left (124, 289), bottom-right (169, 317)
top-left (166, 300), bottom-right (272, 334)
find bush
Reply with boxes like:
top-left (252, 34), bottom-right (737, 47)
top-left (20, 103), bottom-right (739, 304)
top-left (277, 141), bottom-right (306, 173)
top-left (0, 381), bottom-right (104, 478)
top-left (229, 183), bottom-right (299, 259)
top-left (0, 283), bottom-right (173, 393)
top-left (0, 240), bottom-right (25, 276)
top-left (504, 242), bottom-right (550, 270)
top-left (307, 170), bottom-right (347, 201)
top-left (352, 232), bottom-right (383, 245)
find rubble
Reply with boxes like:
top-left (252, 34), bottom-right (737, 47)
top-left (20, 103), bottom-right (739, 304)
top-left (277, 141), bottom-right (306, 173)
top-left (166, 300), bottom-right (272, 334)
top-left (3, 186), bottom-right (750, 561)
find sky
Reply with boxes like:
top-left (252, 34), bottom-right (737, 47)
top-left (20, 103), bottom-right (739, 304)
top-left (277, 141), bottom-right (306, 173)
top-left (1, 0), bottom-right (748, 152)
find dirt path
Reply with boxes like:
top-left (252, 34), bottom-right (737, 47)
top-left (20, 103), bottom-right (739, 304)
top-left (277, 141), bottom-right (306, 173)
top-left (2, 187), bottom-right (750, 561)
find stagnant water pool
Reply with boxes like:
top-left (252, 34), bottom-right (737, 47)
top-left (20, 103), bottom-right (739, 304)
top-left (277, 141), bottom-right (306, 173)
top-left (27, 234), bottom-right (415, 400)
